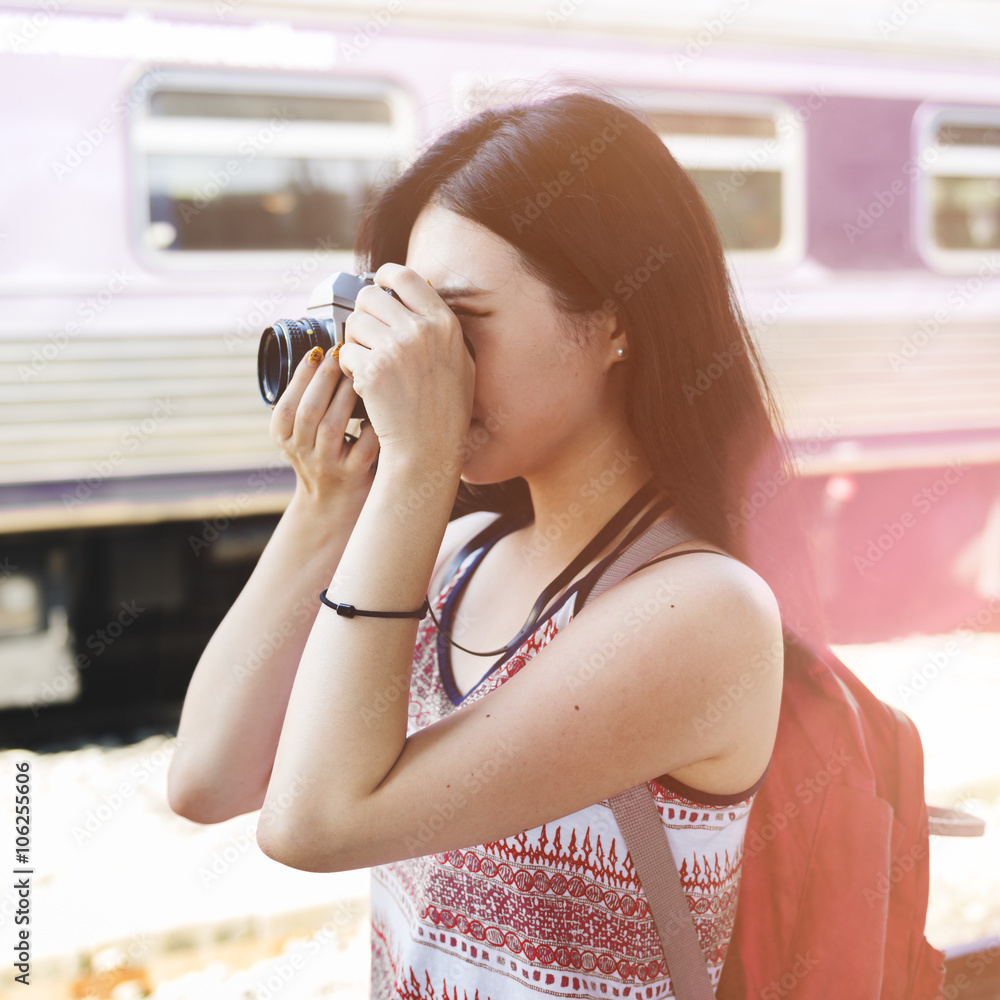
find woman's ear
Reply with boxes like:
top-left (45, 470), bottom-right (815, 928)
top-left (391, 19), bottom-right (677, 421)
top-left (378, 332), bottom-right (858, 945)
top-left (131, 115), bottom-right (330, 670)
top-left (610, 328), bottom-right (628, 362)
top-left (589, 301), bottom-right (628, 366)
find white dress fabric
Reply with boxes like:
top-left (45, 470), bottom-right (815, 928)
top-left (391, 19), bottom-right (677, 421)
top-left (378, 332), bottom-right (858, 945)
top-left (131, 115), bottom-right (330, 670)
top-left (369, 521), bottom-right (767, 999)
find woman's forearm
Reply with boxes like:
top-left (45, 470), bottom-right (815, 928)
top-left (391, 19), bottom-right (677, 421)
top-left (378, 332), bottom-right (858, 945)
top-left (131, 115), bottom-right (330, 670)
top-left (257, 449), bottom-right (461, 852)
top-left (167, 488), bottom-right (367, 824)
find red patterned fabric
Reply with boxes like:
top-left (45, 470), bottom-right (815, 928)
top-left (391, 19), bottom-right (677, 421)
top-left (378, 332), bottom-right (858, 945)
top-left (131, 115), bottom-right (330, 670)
top-left (370, 548), bottom-right (767, 999)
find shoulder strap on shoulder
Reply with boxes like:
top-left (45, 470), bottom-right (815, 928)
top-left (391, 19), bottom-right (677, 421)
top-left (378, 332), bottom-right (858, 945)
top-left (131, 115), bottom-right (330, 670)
top-left (580, 515), bottom-right (699, 609)
top-left (636, 547), bottom-right (738, 570)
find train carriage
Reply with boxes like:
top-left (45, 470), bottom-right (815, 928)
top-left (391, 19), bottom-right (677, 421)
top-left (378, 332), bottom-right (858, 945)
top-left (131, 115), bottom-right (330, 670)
top-left (1, 0), bottom-right (998, 750)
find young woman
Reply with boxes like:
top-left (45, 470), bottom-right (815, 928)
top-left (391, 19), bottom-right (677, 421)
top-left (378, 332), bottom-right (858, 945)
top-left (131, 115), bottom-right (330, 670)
top-left (168, 90), bottom-right (822, 998)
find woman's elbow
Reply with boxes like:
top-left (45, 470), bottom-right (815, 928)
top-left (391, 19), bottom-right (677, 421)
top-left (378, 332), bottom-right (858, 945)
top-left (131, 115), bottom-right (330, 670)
top-left (166, 766), bottom-right (258, 825)
top-left (254, 805), bottom-right (356, 873)
top-left (166, 770), bottom-right (215, 824)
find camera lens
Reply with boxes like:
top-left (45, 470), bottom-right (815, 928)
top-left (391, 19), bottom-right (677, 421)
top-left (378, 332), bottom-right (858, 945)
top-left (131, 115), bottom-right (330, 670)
top-left (257, 317), bottom-right (335, 406)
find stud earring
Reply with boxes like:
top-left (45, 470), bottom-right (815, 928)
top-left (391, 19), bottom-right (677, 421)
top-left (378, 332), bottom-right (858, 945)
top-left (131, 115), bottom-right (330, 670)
top-left (616, 347), bottom-right (625, 357)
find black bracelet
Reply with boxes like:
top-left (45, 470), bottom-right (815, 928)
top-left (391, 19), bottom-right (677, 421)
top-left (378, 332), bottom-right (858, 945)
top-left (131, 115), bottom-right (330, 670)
top-left (319, 588), bottom-right (429, 619)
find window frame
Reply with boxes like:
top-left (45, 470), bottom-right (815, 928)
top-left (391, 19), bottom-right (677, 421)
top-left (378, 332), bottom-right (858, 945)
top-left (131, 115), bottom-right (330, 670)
top-left (619, 89), bottom-right (807, 269)
top-left (914, 102), bottom-right (1000, 273)
top-left (127, 68), bottom-right (416, 271)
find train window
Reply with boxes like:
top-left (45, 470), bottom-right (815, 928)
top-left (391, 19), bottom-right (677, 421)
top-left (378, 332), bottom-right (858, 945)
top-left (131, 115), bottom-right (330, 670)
top-left (643, 102), bottom-right (804, 262)
top-left (448, 83), bottom-right (803, 264)
top-left (0, 573), bottom-right (44, 637)
top-left (917, 107), bottom-right (1000, 269)
top-left (129, 71), bottom-right (414, 264)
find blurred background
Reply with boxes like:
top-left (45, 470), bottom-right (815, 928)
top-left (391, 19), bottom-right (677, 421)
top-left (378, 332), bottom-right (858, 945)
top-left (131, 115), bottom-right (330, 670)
top-left (1, 0), bottom-right (999, 996)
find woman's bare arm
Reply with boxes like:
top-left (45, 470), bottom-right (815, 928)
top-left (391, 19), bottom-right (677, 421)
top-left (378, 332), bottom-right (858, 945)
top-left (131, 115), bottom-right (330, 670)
top-left (166, 490), bottom-right (365, 824)
top-left (167, 340), bottom-right (384, 824)
top-left (167, 489), bottom-right (493, 826)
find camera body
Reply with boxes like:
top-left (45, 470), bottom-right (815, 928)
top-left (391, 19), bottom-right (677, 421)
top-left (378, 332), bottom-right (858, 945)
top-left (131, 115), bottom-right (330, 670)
top-left (257, 271), bottom-right (379, 416)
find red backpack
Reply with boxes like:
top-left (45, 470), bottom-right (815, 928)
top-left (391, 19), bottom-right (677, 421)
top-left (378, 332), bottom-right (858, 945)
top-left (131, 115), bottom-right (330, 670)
top-left (717, 640), bottom-right (950, 999)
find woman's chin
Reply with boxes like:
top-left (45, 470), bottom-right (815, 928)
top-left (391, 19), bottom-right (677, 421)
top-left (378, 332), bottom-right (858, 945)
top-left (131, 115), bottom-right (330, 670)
top-left (459, 455), bottom-right (496, 487)
top-left (459, 467), bottom-right (488, 486)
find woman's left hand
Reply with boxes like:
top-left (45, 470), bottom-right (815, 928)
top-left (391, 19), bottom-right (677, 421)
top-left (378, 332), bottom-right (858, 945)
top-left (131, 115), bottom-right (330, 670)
top-left (337, 263), bottom-right (476, 469)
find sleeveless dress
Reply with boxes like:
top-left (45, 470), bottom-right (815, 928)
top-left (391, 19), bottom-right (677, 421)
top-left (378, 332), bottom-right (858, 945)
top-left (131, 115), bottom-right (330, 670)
top-left (369, 509), bottom-right (770, 999)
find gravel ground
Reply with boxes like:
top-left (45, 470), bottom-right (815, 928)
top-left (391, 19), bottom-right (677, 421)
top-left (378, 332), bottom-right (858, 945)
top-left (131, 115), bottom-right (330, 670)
top-left (0, 735), bottom-right (372, 1000)
top-left (0, 629), bottom-right (995, 999)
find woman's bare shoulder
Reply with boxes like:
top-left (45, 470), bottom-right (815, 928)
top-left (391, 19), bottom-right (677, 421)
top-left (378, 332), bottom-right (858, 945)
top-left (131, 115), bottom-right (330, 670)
top-left (620, 545), bottom-right (785, 789)
top-left (618, 541), bottom-right (786, 688)
top-left (636, 540), bottom-right (780, 614)
top-left (647, 544), bottom-right (782, 634)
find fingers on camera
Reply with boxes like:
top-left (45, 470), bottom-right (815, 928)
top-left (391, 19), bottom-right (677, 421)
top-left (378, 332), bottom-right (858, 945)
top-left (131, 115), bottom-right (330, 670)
top-left (273, 353), bottom-right (320, 426)
top-left (306, 344), bottom-right (342, 367)
top-left (318, 371), bottom-right (358, 437)
top-left (272, 347), bottom-right (343, 445)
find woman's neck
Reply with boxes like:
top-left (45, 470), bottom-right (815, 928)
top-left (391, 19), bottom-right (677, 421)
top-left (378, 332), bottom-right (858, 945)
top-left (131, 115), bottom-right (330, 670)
top-left (513, 425), bottom-right (662, 579)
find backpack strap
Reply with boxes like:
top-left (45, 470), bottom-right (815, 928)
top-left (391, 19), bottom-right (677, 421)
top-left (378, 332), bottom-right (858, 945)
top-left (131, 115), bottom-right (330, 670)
top-left (579, 516), bottom-right (720, 999)
top-left (606, 786), bottom-right (717, 998)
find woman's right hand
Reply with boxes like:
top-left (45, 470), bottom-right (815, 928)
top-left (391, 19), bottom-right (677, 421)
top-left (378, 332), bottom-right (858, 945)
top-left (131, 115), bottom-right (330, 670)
top-left (269, 345), bottom-right (381, 510)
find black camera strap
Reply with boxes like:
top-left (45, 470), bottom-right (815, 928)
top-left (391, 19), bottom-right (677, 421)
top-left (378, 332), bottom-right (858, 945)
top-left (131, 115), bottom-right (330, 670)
top-left (426, 478), bottom-right (671, 657)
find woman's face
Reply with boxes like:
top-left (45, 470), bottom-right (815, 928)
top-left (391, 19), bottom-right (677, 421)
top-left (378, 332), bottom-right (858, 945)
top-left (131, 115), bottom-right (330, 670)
top-left (404, 201), bottom-right (621, 485)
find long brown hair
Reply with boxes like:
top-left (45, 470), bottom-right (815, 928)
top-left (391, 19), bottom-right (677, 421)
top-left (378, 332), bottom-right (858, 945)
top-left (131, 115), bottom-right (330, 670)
top-left (356, 90), bottom-right (827, 664)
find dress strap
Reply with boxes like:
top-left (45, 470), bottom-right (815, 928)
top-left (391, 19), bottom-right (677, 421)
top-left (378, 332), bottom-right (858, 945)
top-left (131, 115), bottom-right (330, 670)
top-left (628, 547), bottom-right (741, 573)
top-left (654, 758), bottom-right (771, 807)
top-left (435, 508), bottom-right (522, 602)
